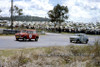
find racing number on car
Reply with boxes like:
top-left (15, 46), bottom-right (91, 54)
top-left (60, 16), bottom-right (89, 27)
top-left (29, 34), bottom-right (32, 38)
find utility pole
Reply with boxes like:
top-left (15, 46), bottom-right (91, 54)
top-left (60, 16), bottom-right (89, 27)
top-left (11, 0), bottom-right (13, 30)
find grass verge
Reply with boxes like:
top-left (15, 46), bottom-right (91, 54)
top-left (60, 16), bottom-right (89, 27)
top-left (0, 41), bottom-right (100, 67)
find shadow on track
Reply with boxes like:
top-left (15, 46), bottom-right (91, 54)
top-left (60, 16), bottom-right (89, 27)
top-left (15, 39), bottom-right (38, 42)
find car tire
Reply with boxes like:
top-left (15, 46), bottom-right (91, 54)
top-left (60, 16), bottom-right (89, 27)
top-left (35, 37), bottom-right (38, 41)
top-left (76, 39), bottom-right (79, 43)
top-left (23, 37), bottom-right (26, 41)
top-left (29, 39), bottom-right (31, 41)
top-left (85, 40), bottom-right (88, 44)
top-left (16, 38), bottom-right (19, 41)
top-left (70, 40), bottom-right (72, 43)
top-left (79, 40), bottom-right (81, 43)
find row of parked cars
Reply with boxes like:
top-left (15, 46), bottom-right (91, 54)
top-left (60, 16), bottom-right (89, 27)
top-left (1, 20), bottom-right (100, 35)
top-left (45, 27), bottom-right (100, 35)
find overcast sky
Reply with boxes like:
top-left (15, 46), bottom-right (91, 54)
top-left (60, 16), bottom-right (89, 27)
top-left (0, 0), bottom-right (99, 23)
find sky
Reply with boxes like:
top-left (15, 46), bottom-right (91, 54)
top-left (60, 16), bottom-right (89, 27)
top-left (0, 0), bottom-right (99, 23)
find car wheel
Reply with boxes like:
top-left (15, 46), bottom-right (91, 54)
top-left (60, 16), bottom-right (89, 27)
top-left (70, 40), bottom-right (72, 43)
top-left (85, 40), bottom-right (88, 44)
top-left (16, 38), bottom-right (19, 41)
top-left (35, 37), bottom-right (38, 41)
top-left (23, 37), bottom-right (26, 41)
top-left (79, 40), bottom-right (81, 43)
top-left (29, 39), bottom-right (31, 41)
top-left (76, 39), bottom-right (79, 43)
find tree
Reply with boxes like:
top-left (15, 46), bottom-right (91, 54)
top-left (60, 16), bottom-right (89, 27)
top-left (10, 5), bottom-right (23, 30)
top-left (48, 4), bottom-right (69, 32)
top-left (0, 9), bottom-right (2, 16)
top-left (13, 6), bottom-right (23, 16)
top-left (0, 9), bottom-right (1, 13)
top-left (10, 5), bottom-right (23, 16)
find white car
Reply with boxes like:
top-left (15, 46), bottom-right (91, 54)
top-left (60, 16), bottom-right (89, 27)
top-left (70, 33), bottom-right (89, 43)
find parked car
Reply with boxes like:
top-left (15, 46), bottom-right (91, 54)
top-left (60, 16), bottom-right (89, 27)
top-left (15, 29), bottom-right (39, 41)
top-left (70, 33), bottom-right (89, 43)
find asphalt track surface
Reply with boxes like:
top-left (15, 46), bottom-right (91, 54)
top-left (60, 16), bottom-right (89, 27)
top-left (0, 33), bottom-right (100, 49)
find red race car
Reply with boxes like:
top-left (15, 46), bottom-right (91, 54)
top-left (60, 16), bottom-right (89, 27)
top-left (15, 29), bottom-right (39, 41)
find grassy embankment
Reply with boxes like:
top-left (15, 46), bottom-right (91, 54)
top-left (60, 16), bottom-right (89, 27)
top-left (0, 41), bottom-right (100, 67)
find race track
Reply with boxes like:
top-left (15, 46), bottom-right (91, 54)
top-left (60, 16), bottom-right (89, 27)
top-left (0, 33), bottom-right (100, 49)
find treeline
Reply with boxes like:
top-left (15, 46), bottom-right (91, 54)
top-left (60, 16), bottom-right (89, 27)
top-left (0, 16), bottom-right (49, 21)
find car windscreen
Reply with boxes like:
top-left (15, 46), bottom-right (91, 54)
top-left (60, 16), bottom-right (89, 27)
top-left (21, 30), bottom-right (27, 33)
top-left (75, 34), bottom-right (84, 36)
top-left (33, 31), bottom-right (36, 34)
top-left (27, 31), bottom-right (33, 34)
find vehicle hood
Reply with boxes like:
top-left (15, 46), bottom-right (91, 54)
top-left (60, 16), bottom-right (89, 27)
top-left (70, 36), bottom-right (80, 38)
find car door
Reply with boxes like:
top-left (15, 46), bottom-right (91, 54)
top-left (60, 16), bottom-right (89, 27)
top-left (83, 35), bottom-right (88, 42)
top-left (32, 31), bottom-right (36, 39)
top-left (80, 35), bottom-right (84, 43)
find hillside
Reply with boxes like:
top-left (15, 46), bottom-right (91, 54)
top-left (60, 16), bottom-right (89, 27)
top-left (0, 16), bottom-right (49, 21)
